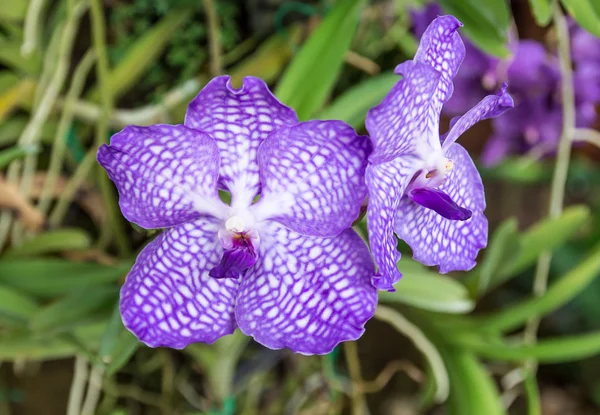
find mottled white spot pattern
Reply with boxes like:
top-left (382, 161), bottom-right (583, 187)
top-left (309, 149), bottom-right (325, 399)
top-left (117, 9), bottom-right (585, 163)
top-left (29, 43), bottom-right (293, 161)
top-left (365, 157), bottom-right (417, 291)
top-left (235, 221), bottom-right (377, 355)
top-left (413, 15), bottom-right (465, 126)
top-left (97, 124), bottom-right (221, 229)
top-left (366, 61), bottom-right (441, 164)
top-left (394, 144), bottom-right (487, 273)
top-left (254, 120), bottom-right (371, 237)
top-left (120, 217), bottom-right (239, 349)
top-left (99, 76), bottom-right (378, 354)
top-left (184, 76), bottom-right (298, 200)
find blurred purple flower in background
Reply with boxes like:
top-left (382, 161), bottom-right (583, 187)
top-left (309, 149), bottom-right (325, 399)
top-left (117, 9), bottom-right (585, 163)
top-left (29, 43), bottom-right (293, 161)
top-left (411, 2), bottom-right (600, 166)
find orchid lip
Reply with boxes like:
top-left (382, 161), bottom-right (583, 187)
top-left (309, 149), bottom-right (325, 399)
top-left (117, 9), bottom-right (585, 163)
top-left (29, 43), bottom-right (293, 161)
top-left (210, 230), bottom-right (259, 279)
top-left (409, 187), bottom-right (472, 221)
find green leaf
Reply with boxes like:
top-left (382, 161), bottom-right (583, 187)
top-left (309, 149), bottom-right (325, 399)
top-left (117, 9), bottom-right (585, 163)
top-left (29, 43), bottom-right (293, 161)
top-left (87, 9), bottom-right (192, 101)
top-left (3, 228), bottom-right (92, 258)
top-left (0, 40), bottom-right (41, 75)
top-left (316, 72), bottom-right (398, 128)
top-left (275, 0), bottom-right (365, 119)
top-left (454, 330), bottom-right (600, 363)
top-left (0, 285), bottom-right (39, 323)
top-left (0, 322), bottom-right (106, 361)
top-left (480, 157), bottom-right (552, 184)
top-left (99, 303), bottom-right (125, 359)
top-left (471, 218), bottom-right (520, 296)
top-left (438, 0), bottom-right (511, 58)
top-left (375, 306), bottom-right (450, 403)
top-left (380, 258), bottom-right (474, 313)
top-left (29, 285), bottom-right (117, 333)
top-left (0, 0), bottom-right (29, 20)
top-left (0, 78), bottom-right (36, 122)
top-left (0, 71), bottom-right (19, 93)
top-left (106, 331), bottom-right (140, 375)
top-left (473, 240), bottom-right (600, 333)
top-left (561, 0), bottom-right (600, 37)
top-left (186, 331), bottom-right (249, 400)
top-left (0, 258), bottom-right (129, 298)
top-left (529, 0), bottom-right (553, 26)
top-left (469, 205), bottom-right (591, 292)
top-left (0, 116), bottom-right (57, 146)
top-left (439, 346), bottom-right (505, 415)
top-left (98, 302), bottom-right (140, 375)
top-left (229, 25), bottom-right (303, 87)
top-left (0, 145), bottom-right (38, 168)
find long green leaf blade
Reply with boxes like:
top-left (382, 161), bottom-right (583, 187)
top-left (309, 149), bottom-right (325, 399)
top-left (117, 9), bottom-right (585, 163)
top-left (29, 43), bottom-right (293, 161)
top-left (316, 72), bottom-right (398, 128)
top-left (275, 0), bottom-right (365, 119)
top-left (529, 0), bottom-right (553, 26)
top-left (561, 0), bottom-right (600, 37)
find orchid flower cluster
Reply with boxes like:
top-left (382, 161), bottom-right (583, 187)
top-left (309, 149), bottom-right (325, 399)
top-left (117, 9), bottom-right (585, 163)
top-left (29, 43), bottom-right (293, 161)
top-left (98, 16), bottom-right (513, 355)
top-left (412, 3), bottom-right (600, 166)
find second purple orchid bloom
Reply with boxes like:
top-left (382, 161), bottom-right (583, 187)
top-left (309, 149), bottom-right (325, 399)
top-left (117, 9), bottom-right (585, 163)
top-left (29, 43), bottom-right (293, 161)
top-left (365, 16), bottom-right (513, 291)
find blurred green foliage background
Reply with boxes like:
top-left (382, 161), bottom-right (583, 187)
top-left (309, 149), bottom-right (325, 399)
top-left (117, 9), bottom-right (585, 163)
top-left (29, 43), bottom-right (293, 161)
top-left (0, 0), bottom-right (599, 414)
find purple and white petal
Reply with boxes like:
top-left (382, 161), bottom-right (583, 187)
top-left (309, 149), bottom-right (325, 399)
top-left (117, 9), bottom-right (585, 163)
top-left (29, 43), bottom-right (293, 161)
top-left (120, 217), bottom-right (239, 349)
top-left (366, 61), bottom-right (441, 164)
top-left (365, 157), bottom-right (418, 291)
top-left (394, 144), bottom-right (487, 273)
top-left (235, 221), bottom-right (377, 355)
top-left (184, 76), bottom-right (299, 206)
top-left (413, 15), bottom-right (465, 113)
top-left (252, 120), bottom-right (371, 237)
top-left (442, 83), bottom-right (514, 151)
top-left (97, 124), bottom-right (224, 229)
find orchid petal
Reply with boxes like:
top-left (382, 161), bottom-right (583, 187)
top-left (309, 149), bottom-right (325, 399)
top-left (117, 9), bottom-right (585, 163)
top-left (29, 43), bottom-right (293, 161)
top-left (413, 15), bottom-right (465, 114)
top-left (120, 218), bottom-right (239, 349)
top-left (366, 61), bottom-right (441, 164)
top-left (252, 120), bottom-right (371, 237)
top-left (97, 124), bottom-right (224, 229)
top-left (184, 76), bottom-right (299, 207)
top-left (365, 157), bottom-right (419, 291)
top-left (394, 144), bottom-right (487, 273)
top-left (442, 83), bottom-right (514, 151)
top-left (409, 188), bottom-right (472, 220)
top-left (235, 221), bottom-right (377, 355)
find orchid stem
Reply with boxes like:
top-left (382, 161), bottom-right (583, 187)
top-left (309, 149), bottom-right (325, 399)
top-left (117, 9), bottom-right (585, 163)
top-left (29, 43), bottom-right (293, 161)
top-left (203, 0), bottom-right (223, 77)
top-left (81, 364), bottom-right (105, 415)
top-left (344, 341), bottom-right (366, 415)
top-left (89, 0), bottom-right (131, 256)
top-left (21, 0), bottom-right (46, 57)
top-left (66, 356), bottom-right (89, 415)
top-left (48, 150), bottom-right (95, 228)
top-left (573, 128), bottom-right (600, 148)
top-left (37, 50), bottom-right (96, 216)
top-left (524, 0), bottom-right (575, 375)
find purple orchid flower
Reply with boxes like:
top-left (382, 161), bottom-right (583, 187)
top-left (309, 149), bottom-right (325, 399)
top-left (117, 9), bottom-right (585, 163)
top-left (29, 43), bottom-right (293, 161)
top-left (97, 76), bottom-right (378, 355)
top-left (365, 16), bottom-right (514, 291)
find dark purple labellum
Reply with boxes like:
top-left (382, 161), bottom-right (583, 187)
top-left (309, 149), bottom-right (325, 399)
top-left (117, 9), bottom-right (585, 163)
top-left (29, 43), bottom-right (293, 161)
top-left (409, 187), bottom-right (472, 221)
top-left (210, 233), bottom-right (258, 279)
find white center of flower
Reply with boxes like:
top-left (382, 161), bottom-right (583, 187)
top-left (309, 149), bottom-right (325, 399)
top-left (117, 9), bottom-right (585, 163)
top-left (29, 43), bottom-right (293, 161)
top-left (225, 216), bottom-right (246, 233)
top-left (444, 159), bottom-right (454, 173)
top-left (410, 152), bottom-right (455, 192)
